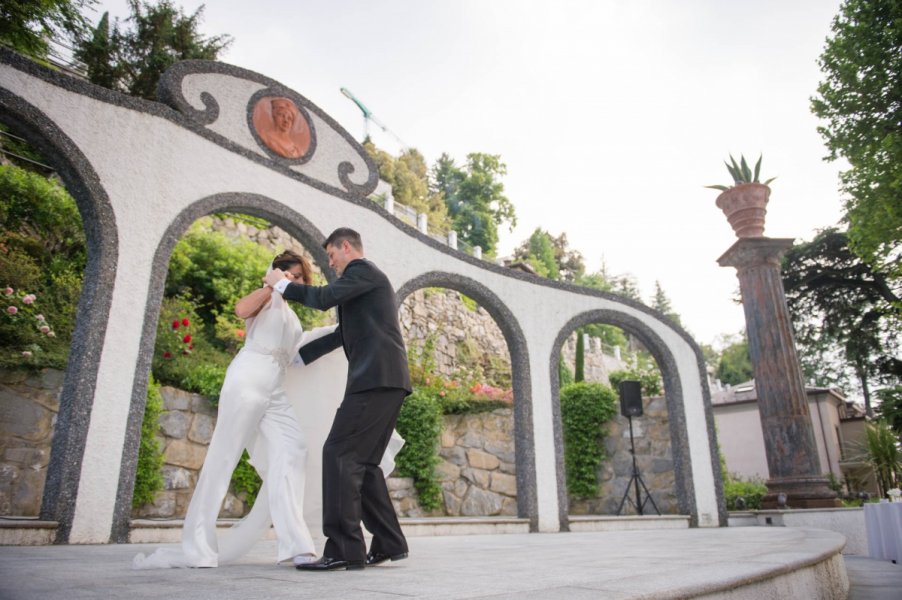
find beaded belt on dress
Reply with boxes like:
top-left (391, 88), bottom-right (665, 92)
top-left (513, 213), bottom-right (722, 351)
top-left (243, 341), bottom-right (293, 369)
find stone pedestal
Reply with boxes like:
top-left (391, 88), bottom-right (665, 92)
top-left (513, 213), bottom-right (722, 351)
top-left (718, 238), bottom-right (839, 509)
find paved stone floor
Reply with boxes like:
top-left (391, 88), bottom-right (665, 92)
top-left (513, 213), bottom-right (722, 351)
top-left (0, 528), bottom-right (898, 599)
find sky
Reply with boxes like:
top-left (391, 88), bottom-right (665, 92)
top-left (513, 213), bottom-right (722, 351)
top-left (92, 0), bottom-right (848, 346)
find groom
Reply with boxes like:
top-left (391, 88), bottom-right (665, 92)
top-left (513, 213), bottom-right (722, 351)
top-left (265, 227), bottom-right (411, 571)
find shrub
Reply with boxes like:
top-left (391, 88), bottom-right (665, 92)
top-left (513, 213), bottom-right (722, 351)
top-left (231, 450), bottom-right (262, 508)
top-left (560, 382), bottom-right (618, 497)
top-left (609, 364), bottom-right (663, 397)
top-left (395, 389), bottom-right (443, 511)
top-left (133, 375), bottom-right (165, 507)
top-left (152, 295), bottom-right (231, 401)
top-left (0, 164), bottom-right (85, 369)
top-left (722, 474), bottom-right (768, 510)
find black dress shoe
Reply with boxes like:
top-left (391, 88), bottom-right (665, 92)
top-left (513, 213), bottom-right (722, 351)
top-left (296, 556), bottom-right (365, 571)
top-left (365, 551), bottom-right (408, 566)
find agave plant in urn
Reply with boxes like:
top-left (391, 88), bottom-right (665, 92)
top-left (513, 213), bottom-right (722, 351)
top-left (706, 154), bottom-right (776, 238)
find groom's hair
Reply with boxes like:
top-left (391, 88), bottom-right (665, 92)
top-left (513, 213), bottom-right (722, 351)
top-left (272, 250), bottom-right (313, 284)
top-left (323, 227), bottom-right (363, 252)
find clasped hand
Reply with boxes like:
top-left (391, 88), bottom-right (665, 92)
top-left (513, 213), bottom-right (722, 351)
top-left (264, 268), bottom-right (287, 287)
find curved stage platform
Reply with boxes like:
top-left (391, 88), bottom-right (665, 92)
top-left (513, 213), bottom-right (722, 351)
top-left (0, 527), bottom-right (850, 599)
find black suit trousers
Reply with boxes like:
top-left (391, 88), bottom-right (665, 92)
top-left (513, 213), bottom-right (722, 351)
top-left (321, 387), bottom-right (408, 562)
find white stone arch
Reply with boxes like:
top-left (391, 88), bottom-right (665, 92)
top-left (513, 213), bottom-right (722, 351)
top-left (551, 308), bottom-right (726, 527)
top-left (395, 272), bottom-right (537, 528)
top-left (112, 192), bottom-right (334, 541)
top-left (1, 47), bottom-right (726, 542)
top-left (0, 75), bottom-right (120, 544)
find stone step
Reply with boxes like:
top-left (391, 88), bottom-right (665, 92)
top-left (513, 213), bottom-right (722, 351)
top-left (2, 515), bottom-right (693, 545)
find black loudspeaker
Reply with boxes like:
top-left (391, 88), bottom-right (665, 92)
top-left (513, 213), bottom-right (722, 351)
top-left (619, 380), bottom-right (643, 417)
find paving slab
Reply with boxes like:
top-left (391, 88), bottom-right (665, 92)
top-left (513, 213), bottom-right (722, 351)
top-left (0, 527), bottom-right (854, 600)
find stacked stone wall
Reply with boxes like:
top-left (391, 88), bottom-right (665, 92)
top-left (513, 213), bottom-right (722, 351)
top-left (0, 369), bottom-right (61, 516)
top-left (131, 386), bottom-right (248, 519)
top-left (1, 369), bottom-right (677, 519)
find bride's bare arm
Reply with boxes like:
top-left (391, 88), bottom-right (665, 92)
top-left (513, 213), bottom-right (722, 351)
top-left (234, 285), bottom-right (273, 319)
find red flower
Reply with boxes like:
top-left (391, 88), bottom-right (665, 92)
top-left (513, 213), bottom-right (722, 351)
top-left (163, 351), bottom-right (172, 359)
top-left (182, 334), bottom-right (192, 344)
top-left (188, 344), bottom-right (194, 350)
top-left (181, 317), bottom-right (190, 327)
top-left (235, 329), bottom-right (245, 338)
top-left (171, 320), bottom-right (180, 330)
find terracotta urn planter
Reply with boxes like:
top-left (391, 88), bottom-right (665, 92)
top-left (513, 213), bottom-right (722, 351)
top-left (715, 182), bottom-right (770, 238)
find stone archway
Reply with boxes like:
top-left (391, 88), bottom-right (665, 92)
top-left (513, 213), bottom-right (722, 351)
top-left (396, 272), bottom-right (538, 529)
top-left (111, 193), bottom-right (333, 541)
top-left (2, 47), bottom-right (724, 542)
top-left (0, 82), bottom-right (119, 543)
top-left (551, 310), bottom-right (726, 527)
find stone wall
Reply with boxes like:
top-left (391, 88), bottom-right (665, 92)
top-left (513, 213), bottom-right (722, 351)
top-left (570, 396), bottom-right (679, 515)
top-left (1, 369), bottom-right (677, 519)
top-left (389, 408), bottom-right (518, 518)
top-left (131, 386), bottom-right (247, 519)
top-left (0, 369), bottom-right (61, 516)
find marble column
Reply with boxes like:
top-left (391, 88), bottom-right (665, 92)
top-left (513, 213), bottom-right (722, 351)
top-left (718, 238), bottom-right (839, 509)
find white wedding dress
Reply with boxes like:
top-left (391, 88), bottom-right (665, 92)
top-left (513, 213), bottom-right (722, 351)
top-left (133, 290), bottom-right (403, 569)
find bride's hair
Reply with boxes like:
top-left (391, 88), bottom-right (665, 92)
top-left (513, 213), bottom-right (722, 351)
top-left (272, 250), bottom-right (313, 284)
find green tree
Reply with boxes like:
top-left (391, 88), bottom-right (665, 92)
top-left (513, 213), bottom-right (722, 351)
top-left (363, 141), bottom-right (452, 233)
top-left (513, 228), bottom-right (559, 279)
top-left (74, 10), bottom-right (120, 88)
top-left (75, 0), bottom-right (232, 100)
top-left (574, 331), bottom-right (585, 382)
top-left (651, 280), bottom-right (682, 326)
top-left (612, 274), bottom-right (641, 301)
top-left (715, 336), bottom-right (754, 386)
top-left (874, 385), bottom-right (902, 436)
top-left (513, 228), bottom-right (586, 282)
top-left (811, 0), bottom-right (902, 279)
top-left (431, 152), bottom-right (516, 256)
top-left (575, 266), bottom-right (629, 351)
top-left (0, 0), bottom-right (94, 60)
top-left (782, 228), bottom-right (901, 412)
top-left (863, 420), bottom-right (902, 498)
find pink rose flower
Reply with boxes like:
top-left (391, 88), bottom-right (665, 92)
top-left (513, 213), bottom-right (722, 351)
top-left (22, 295), bottom-right (35, 305)
top-left (7, 306), bottom-right (17, 315)
top-left (4, 287), bottom-right (12, 296)
top-left (36, 314), bottom-right (45, 321)
top-left (22, 351), bottom-right (32, 357)
top-left (40, 325), bottom-right (50, 334)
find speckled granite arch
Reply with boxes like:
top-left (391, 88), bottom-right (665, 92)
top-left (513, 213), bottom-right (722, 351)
top-left (551, 310), bottom-right (725, 527)
top-left (0, 48), bottom-right (725, 543)
top-left (396, 272), bottom-right (537, 529)
top-left (112, 193), bottom-right (332, 542)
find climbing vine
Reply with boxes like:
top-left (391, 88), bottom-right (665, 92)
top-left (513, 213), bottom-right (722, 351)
top-left (560, 382), bottom-right (618, 497)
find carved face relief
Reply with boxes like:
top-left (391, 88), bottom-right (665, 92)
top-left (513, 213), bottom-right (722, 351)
top-left (252, 96), bottom-right (311, 159)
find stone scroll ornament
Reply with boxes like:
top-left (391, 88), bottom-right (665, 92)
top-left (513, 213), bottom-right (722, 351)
top-left (157, 60), bottom-right (378, 198)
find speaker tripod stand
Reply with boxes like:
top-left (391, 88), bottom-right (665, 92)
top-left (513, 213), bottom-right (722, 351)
top-left (616, 414), bottom-right (660, 516)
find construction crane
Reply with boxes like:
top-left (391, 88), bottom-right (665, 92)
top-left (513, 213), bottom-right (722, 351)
top-left (340, 87), bottom-right (408, 149)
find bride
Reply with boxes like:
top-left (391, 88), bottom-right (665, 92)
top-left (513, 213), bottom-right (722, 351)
top-left (134, 250), bottom-right (401, 569)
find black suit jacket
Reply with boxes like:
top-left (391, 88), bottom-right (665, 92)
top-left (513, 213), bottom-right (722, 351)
top-left (285, 258), bottom-right (411, 395)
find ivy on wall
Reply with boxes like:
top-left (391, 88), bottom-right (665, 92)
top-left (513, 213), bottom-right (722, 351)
top-left (560, 382), bottom-right (618, 498)
top-left (395, 389), bottom-right (443, 511)
top-left (132, 376), bottom-right (165, 507)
